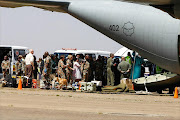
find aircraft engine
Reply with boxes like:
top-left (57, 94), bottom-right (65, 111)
top-left (68, 1), bottom-right (180, 74)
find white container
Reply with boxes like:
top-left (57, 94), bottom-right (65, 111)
top-left (40, 80), bottom-right (45, 89)
top-left (91, 81), bottom-right (102, 86)
top-left (87, 82), bottom-right (96, 92)
top-left (80, 82), bottom-right (87, 91)
top-left (51, 80), bottom-right (59, 89)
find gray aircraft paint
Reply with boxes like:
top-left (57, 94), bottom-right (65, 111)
top-left (1, 0), bottom-right (180, 74)
top-left (68, 1), bottom-right (180, 74)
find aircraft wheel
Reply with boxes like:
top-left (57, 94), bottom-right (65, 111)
top-left (157, 89), bottom-right (162, 94)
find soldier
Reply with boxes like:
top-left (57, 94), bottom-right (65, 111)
top-left (54, 54), bottom-right (59, 67)
top-left (66, 55), bottom-right (73, 84)
top-left (88, 56), bottom-right (95, 81)
top-left (15, 55), bottom-right (23, 76)
top-left (113, 58), bottom-right (120, 85)
top-left (102, 56), bottom-right (107, 86)
top-left (107, 53), bottom-right (115, 86)
top-left (58, 55), bottom-right (67, 79)
top-left (1, 56), bottom-right (10, 78)
top-left (81, 55), bottom-right (90, 82)
top-left (117, 57), bottom-right (131, 80)
top-left (51, 55), bottom-right (57, 74)
top-left (43, 52), bottom-right (52, 81)
top-left (42, 64), bottom-right (49, 82)
top-left (42, 52), bottom-right (52, 88)
top-left (95, 55), bottom-right (103, 81)
top-left (21, 55), bottom-right (26, 76)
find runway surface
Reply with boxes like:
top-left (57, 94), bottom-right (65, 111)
top-left (0, 88), bottom-right (180, 120)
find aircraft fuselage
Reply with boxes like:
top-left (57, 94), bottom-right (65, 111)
top-left (68, 1), bottom-right (180, 74)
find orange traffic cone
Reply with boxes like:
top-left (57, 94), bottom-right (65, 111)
top-left (79, 82), bottom-right (81, 90)
top-left (174, 87), bottom-right (178, 98)
top-left (132, 84), bottom-right (134, 90)
top-left (18, 79), bottom-right (22, 90)
top-left (32, 79), bottom-right (37, 88)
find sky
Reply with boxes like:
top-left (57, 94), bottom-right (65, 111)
top-left (0, 7), bottom-right (122, 58)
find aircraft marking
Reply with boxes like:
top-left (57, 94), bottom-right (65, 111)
top-left (109, 25), bottom-right (119, 31)
top-left (122, 22), bottom-right (135, 37)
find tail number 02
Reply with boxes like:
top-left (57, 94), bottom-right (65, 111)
top-left (109, 25), bottom-right (119, 31)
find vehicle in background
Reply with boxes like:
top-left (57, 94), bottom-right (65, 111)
top-left (0, 45), bottom-right (28, 78)
top-left (54, 48), bottom-right (111, 60)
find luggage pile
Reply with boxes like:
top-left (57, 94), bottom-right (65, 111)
top-left (102, 79), bottom-right (135, 93)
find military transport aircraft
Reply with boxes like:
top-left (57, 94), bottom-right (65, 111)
top-left (0, 0), bottom-right (180, 75)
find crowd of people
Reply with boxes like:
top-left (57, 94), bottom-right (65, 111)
top-left (1, 49), bottom-right (167, 87)
top-left (4, 49), bottom-right (109, 86)
top-left (38, 51), bottom-right (109, 86)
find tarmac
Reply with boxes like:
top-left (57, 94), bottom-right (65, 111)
top-left (0, 87), bottom-right (180, 120)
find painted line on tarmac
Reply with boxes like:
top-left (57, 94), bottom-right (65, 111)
top-left (105, 112), bottom-right (166, 117)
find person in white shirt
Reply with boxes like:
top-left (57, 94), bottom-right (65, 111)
top-left (72, 58), bottom-right (82, 82)
top-left (25, 49), bottom-right (34, 78)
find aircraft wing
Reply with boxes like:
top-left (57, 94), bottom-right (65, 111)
top-left (120, 0), bottom-right (174, 5)
top-left (121, 0), bottom-right (180, 18)
top-left (0, 0), bottom-right (180, 18)
top-left (0, 0), bottom-right (70, 13)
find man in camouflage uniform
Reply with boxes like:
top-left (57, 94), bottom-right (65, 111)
top-left (66, 55), bottom-right (73, 84)
top-left (81, 55), bottom-right (90, 82)
top-left (107, 53), bottom-right (115, 86)
top-left (1, 56), bottom-right (10, 78)
top-left (88, 56), bottom-right (95, 81)
top-left (15, 55), bottom-right (23, 76)
top-left (42, 52), bottom-right (52, 82)
top-left (102, 56), bottom-right (107, 86)
top-left (58, 55), bottom-right (67, 79)
top-left (21, 55), bottom-right (26, 76)
top-left (95, 55), bottom-right (103, 81)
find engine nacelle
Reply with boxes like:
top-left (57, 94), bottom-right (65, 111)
top-left (68, 1), bottom-right (180, 74)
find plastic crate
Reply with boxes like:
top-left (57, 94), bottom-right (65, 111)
top-left (80, 82), bottom-right (87, 91)
top-left (87, 82), bottom-right (96, 92)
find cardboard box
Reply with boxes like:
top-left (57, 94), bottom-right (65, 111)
top-left (127, 84), bottom-right (133, 90)
top-left (120, 78), bottom-right (132, 84)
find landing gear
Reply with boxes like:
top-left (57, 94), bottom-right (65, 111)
top-left (157, 89), bottom-right (162, 94)
top-left (168, 87), bottom-right (175, 94)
